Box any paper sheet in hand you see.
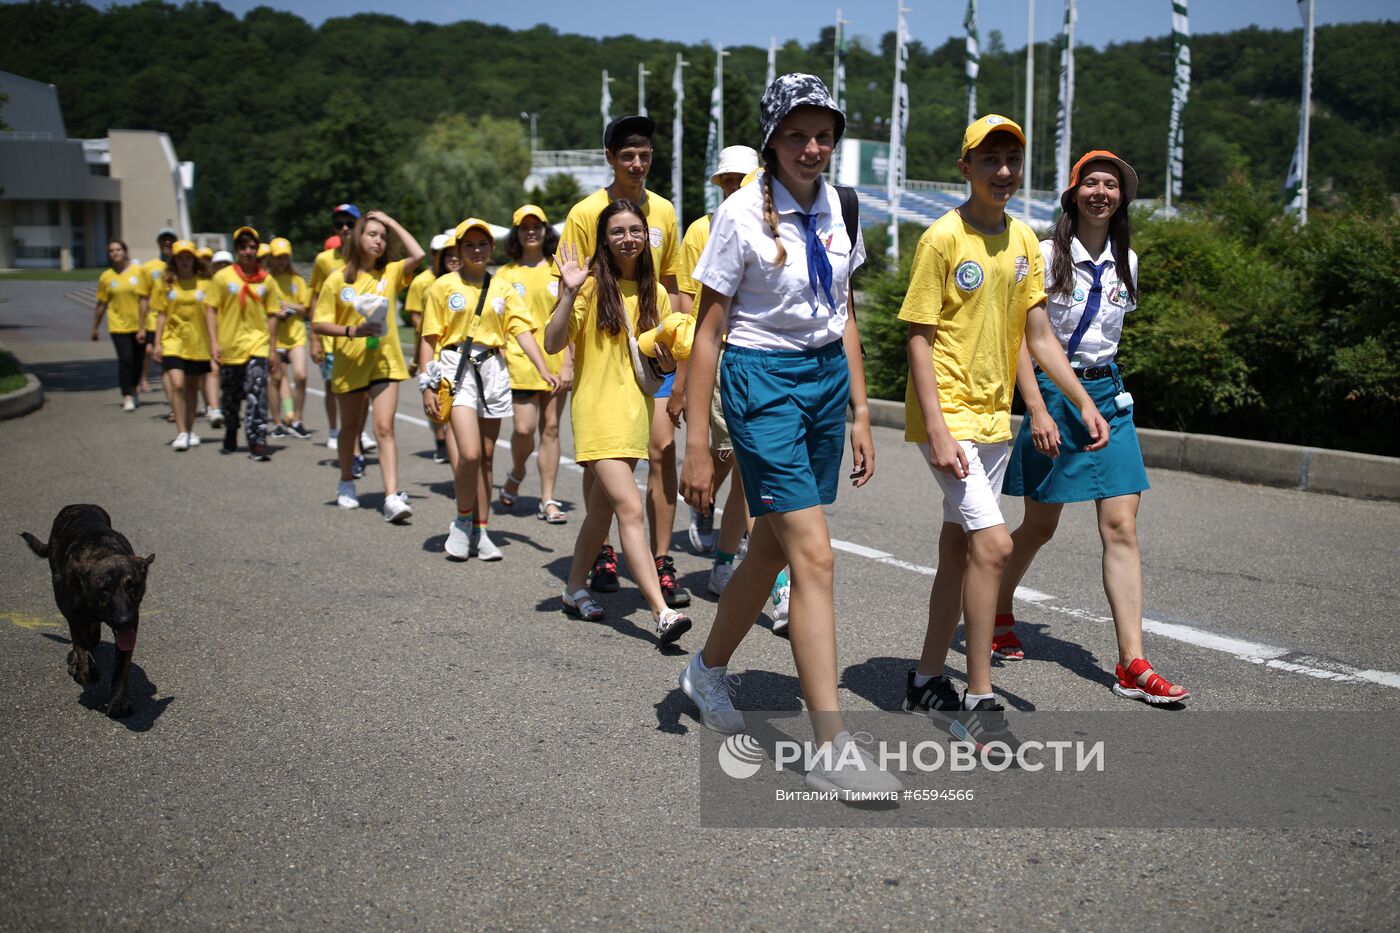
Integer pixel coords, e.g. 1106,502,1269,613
351,294,389,333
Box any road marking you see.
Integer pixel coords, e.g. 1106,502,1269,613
306,390,1400,693
1,611,60,631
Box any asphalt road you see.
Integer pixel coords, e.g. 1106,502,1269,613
3,279,1398,930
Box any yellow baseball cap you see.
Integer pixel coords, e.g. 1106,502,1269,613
171,239,196,256
256,242,270,258
232,225,260,244
512,204,548,226
960,114,1027,159
741,167,764,188
196,246,214,260
453,217,494,244
269,237,293,257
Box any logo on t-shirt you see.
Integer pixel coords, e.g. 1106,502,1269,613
512,282,527,298
167,289,177,301
548,281,559,298
227,282,239,294
1014,255,1030,283
447,292,467,312
255,285,266,297
649,226,663,249
1108,284,1129,307
338,285,355,303
128,276,140,286
195,289,205,301
491,296,506,315
1072,287,1087,304
954,260,984,292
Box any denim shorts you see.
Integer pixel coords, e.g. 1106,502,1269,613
721,340,849,516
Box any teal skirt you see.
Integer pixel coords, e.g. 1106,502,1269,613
1004,364,1149,503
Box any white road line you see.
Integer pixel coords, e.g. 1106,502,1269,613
307,389,1400,692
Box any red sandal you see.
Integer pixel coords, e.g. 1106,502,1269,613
992,615,1025,661
1112,658,1189,705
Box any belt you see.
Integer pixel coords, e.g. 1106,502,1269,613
1036,363,1114,381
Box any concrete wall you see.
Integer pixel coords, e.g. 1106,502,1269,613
106,129,186,259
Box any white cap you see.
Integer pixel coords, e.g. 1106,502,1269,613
211,250,233,264
712,145,760,185
430,233,449,252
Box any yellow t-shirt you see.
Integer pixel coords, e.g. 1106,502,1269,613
677,214,712,298
405,269,436,321
499,260,565,390
421,272,519,352
567,277,668,462
97,264,151,334
309,248,346,355
150,276,213,362
205,267,282,365
559,187,681,282
313,259,411,393
898,211,1047,444
271,272,311,349
141,258,167,329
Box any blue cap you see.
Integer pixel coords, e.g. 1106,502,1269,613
331,203,361,220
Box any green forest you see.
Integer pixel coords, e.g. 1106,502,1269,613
2,0,1396,243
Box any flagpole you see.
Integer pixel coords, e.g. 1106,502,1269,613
965,0,980,125
1023,0,1035,223
638,63,651,117
704,44,728,215
1054,0,1076,198
767,36,777,87
601,69,614,139
1165,1,1191,213
830,10,849,184
673,53,688,230
1299,0,1314,224
887,1,910,263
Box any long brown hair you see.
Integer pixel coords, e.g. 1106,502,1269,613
1046,164,1136,305
342,214,392,283
759,152,787,266
590,199,659,336
162,251,205,287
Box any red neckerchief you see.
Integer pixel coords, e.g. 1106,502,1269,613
232,263,269,308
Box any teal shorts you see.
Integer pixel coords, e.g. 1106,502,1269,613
721,340,849,517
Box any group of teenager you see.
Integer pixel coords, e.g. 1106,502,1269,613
90,72,1187,798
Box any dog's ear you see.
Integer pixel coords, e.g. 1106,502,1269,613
140,554,155,575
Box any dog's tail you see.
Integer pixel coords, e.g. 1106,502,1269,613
20,532,49,558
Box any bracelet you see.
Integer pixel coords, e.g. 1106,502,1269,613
344,325,351,338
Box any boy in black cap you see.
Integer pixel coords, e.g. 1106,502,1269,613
558,115,689,609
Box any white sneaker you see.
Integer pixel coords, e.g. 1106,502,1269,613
804,731,903,798
326,430,340,451
360,430,378,452
470,526,503,561
122,396,136,412
688,506,717,555
207,408,224,428
445,518,472,560
382,491,413,524
771,570,791,636
187,432,201,447
678,654,745,734
337,480,359,509
737,532,749,561
708,560,736,596
171,432,189,451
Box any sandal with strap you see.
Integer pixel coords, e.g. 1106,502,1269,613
499,470,525,510
654,608,692,645
562,588,604,622
1113,658,1190,705
537,499,568,524
992,619,1025,661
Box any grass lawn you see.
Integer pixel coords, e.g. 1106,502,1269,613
0,268,104,282
0,349,26,394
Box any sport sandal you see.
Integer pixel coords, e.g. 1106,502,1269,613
562,588,604,622
537,499,568,524
1112,658,1190,705
499,470,525,510
654,608,691,645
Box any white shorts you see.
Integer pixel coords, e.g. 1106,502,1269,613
440,347,512,419
919,440,1010,531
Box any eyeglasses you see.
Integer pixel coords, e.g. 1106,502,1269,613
334,218,355,229
606,226,647,241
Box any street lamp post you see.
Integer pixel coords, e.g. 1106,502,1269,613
520,111,538,167
638,63,651,117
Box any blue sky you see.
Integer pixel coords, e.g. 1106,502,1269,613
97,0,1395,50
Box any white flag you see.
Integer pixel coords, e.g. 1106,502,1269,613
830,12,848,183
704,45,725,215
1165,1,1190,207
601,69,612,139
1285,0,1313,219
1054,0,1077,197
887,3,909,262
964,0,980,124
673,54,686,231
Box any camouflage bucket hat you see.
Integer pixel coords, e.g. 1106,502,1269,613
759,72,846,152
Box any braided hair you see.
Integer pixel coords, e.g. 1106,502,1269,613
760,151,787,267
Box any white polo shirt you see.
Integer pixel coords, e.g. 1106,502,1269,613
693,177,865,352
1041,236,1138,369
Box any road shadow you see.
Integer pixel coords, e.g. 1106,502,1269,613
655,668,804,735
1011,617,1120,692
840,655,1038,712
26,357,114,393
539,554,684,653
40,632,173,732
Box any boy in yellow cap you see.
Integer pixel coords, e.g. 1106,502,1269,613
899,115,1108,752
203,225,283,461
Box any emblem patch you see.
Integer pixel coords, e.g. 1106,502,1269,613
447,293,467,312
1014,255,1030,283
512,282,527,298
954,260,984,292
649,226,663,249
548,281,559,298
339,285,355,303
491,297,506,315
1072,287,1087,304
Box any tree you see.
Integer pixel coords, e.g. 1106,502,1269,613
526,173,583,223
397,113,530,234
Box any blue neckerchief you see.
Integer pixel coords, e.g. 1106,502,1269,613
1065,260,1111,361
802,212,836,315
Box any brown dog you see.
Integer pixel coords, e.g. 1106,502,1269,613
21,505,154,718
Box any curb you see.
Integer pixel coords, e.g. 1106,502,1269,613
864,398,1400,502
0,373,44,421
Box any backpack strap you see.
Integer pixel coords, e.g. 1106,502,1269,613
836,185,860,249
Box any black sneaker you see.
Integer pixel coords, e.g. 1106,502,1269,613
248,444,271,462
589,545,620,593
950,696,1021,766
655,555,691,608
903,671,960,731
351,454,366,479
286,421,313,439
271,423,287,438
433,440,449,464
222,428,238,453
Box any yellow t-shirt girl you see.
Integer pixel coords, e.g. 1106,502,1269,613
313,259,411,393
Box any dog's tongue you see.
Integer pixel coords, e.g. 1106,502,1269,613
115,628,137,652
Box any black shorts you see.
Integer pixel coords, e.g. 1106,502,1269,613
341,377,397,395
162,357,212,376
512,388,544,401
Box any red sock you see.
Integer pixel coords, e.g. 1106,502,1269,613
994,613,1016,629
